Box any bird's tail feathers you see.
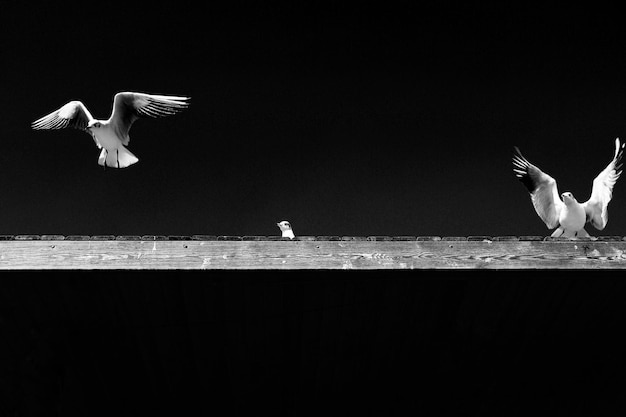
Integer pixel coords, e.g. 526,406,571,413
550,227,564,238
98,146,138,168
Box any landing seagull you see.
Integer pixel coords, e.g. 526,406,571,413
512,138,624,238
31,92,190,168
277,221,295,239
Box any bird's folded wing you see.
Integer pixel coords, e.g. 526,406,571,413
583,138,625,230
110,92,190,136
31,101,93,131
513,147,563,229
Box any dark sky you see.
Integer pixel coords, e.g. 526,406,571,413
2,3,626,237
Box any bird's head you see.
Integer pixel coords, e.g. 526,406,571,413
86,120,103,130
277,221,292,231
561,192,578,204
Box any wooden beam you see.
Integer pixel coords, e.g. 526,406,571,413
2,237,626,269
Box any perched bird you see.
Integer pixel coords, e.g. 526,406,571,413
31,92,190,168
512,138,624,238
277,221,295,239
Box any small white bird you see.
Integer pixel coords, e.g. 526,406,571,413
277,221,295,239
512,138,624,238
31,92,190,168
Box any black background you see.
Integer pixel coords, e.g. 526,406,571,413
3,3,626,416
3,3,626,237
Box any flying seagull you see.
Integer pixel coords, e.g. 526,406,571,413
277,221,295,239
31,92,190,168
512,138,624,238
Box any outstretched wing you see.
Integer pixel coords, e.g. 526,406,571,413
31,101,94,131
512,146,563,229
109,92,190,144
582,138,624,230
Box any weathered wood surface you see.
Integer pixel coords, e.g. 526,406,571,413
2,238,626,269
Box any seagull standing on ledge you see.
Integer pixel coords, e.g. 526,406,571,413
277,221,295,239
512,138,624,238
32,92,190,168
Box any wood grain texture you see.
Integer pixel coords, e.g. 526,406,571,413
2,239,626,269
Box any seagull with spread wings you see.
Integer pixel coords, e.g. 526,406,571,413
32,92,190,168
512,138,624,238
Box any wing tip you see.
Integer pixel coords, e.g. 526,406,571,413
512,146,529,162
